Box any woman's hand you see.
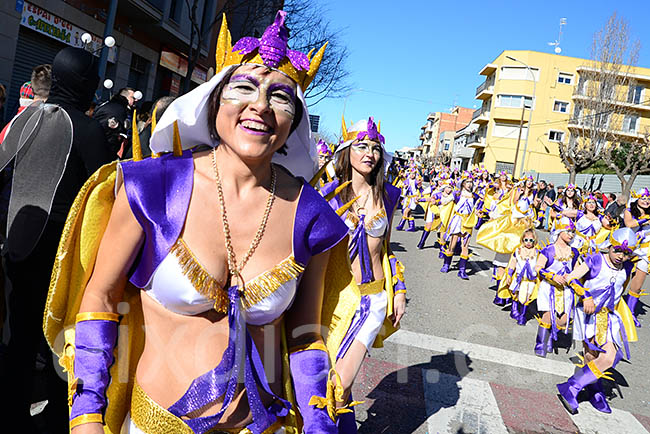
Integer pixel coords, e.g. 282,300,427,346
553,274,567,286
583,297,596,315
503,275,512,287
392,293,406,327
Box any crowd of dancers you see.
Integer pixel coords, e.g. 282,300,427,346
370,158,646,416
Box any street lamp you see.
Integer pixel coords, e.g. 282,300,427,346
506,55,537,177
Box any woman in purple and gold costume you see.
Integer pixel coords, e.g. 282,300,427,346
623,187,650,327
321,116,406,433
43,11,357,434
557,227,639,415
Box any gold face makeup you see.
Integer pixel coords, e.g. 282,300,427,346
221,73,296,119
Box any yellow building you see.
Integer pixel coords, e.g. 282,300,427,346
469,50,650,174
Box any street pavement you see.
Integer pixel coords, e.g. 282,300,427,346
351,208,650,434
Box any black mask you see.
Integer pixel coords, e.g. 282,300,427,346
47,47,99,112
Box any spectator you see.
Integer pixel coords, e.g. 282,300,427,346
604,194,626,226
0,64,52,143
543,182,557,230
123,95,175,159
0,47,113,432
93,87,136,156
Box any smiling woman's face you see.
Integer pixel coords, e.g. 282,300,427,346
215,64,297,161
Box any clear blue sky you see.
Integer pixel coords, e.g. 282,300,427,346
306,0,650,152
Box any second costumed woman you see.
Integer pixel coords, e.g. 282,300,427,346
321,116,407,433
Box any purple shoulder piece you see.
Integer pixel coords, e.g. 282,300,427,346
383,182,401,221
571,247,580,268
320,179,343,212
120,151,194,287
576,210,585,220
542,244,555,267
584,253,603,281
294,179,348,265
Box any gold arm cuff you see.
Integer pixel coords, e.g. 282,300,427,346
76,312,120,323
359,279,385,296
70,413,103,428
289,341,328,354
394,290,407,295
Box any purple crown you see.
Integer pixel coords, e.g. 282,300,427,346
356,117,385,144
316,139,332,156
232,11,310,71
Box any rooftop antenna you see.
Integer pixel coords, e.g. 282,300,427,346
548,18,567,54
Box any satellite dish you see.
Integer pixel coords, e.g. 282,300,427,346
555,46,562,54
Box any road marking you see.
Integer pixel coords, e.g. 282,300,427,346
386,329,575,377
423,373,508,434
571,406,650,434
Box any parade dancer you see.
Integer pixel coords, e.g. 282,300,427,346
416,180,436,249
501,228,540,325
557,228,639,414
478,175,536,306
396,169,421,231
534,217,580,357
43,11,353,433
473,168,491,229
624,187,650,327
549,183,581,228
560,194,613,255
324,116,406,433
440,174,478,280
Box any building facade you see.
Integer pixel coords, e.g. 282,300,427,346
451,123,478,171
469,50,650,175
0,0,278,123
419,106,474,156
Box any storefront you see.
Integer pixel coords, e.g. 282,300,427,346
6,1,117,119
156,48,208,97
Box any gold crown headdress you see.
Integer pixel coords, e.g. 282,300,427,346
341,115,383,143
215,11,327,91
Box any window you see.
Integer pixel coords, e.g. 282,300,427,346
548,130,565,142
553,101,569,113
492,123,528,139
623,115,639,133
628,85,644,104
169,0,182,22
444,140,450,151
558,72,573,84
500,66,540,81
497,94,533,109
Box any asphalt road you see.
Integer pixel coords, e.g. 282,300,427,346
351,207,650,434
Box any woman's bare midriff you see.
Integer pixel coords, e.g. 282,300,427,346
136,291,284,428
351,234,385,284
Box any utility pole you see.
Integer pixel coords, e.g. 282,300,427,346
512,103,526,176
506,55,537,177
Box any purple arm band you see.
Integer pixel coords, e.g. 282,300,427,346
70,316,119,426
507,268,515,277
637,217,649,226
389,256,406,293
289,349,337,433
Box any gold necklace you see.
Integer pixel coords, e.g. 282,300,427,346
212,148,277,293
354,188,372,216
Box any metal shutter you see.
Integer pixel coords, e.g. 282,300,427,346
6,27,65,122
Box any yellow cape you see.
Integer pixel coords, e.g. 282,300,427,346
43,162,360,434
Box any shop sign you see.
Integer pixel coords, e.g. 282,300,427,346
160,49,208,84
20,1,117,62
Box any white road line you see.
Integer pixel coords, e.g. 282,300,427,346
571,406,650,434
423,373,508,434
386,329,575,377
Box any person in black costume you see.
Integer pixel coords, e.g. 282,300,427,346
93,87,135,157
0,47,113,433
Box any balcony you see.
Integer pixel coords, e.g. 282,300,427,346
491,107,528,123
479,63,497,76
473,108,490,125
572,93,650,113
567,121,646,140
467,134,486,148
475,79,494,100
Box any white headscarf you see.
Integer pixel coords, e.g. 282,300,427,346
149,65,318,180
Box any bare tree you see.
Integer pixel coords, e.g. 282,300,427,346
181,0,350,102
434,151,452,166
601,129,650,196
564,13,639,185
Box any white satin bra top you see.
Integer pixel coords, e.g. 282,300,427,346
143,238,304,325
345,209,388,238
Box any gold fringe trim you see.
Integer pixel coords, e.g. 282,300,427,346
240,256,305,310
170,238,229,314
595,308,610,347
365,209,386,228
171,238,305,312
